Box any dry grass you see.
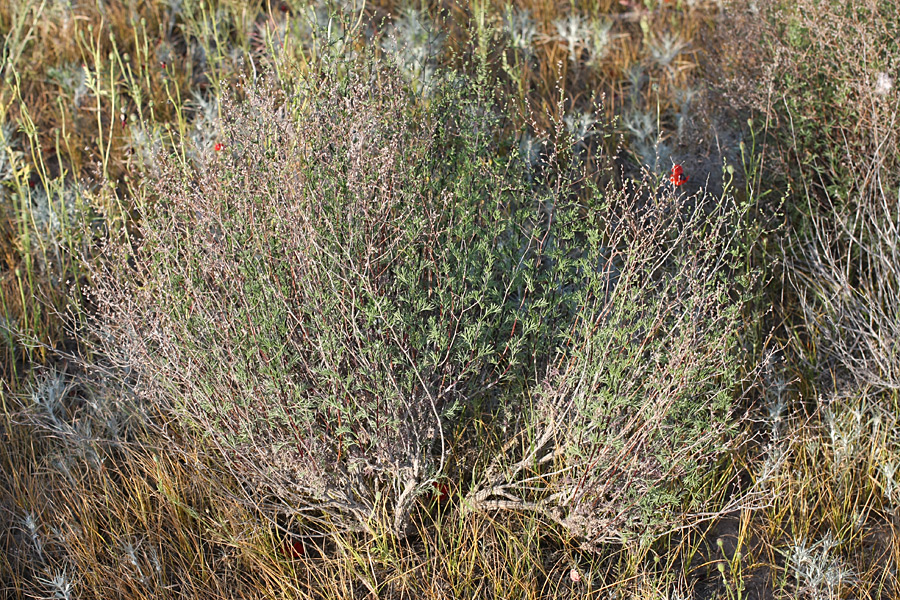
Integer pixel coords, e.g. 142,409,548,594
1,0,899,598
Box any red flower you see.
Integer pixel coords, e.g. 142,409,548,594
669,164,689,186
431,480,450,503
282,537,305,559
214,142,224,152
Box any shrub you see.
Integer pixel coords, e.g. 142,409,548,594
95,32,764,547
719,0,900,393
717,0,898,207
762,0,900,394
774,1,899,210
96,57,550,536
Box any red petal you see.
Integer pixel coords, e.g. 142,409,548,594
432,481,450,502
669,165,689,186
283,539,304,559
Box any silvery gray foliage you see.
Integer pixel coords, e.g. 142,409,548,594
22,365,150,474
0,123,24,189
503,5,537,57
786,533,856,599
36,569,76,600
554,13,612,66
554,14,591,65
380,7,444,96
647,32,689,70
